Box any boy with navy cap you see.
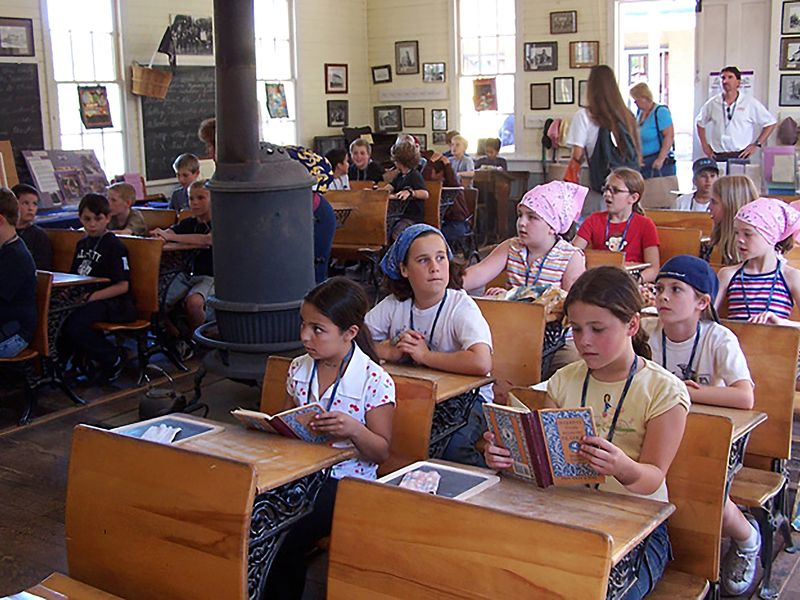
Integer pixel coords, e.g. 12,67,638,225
642,254,759,595
674,158,719,212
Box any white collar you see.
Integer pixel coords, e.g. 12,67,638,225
292,343,373,400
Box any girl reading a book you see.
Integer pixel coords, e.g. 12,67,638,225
267,276,395,600
644,256,757,596
366,223,493,467
485,266,689,599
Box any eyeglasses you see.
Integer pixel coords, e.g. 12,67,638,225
601,185,631,196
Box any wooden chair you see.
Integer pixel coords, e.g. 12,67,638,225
475,298,545,401
585,248,625,270
138,207,177,231
349,180,374,191
326,189,390,260
424,179,443,228
647,209,713,236
93,236,163,383
656,226,703,264
328,478,613,599
724,320,800,598
46,228,83,272
0,271,52,424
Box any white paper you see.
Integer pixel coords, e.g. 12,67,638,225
140,424,181,444
26,156,60,193
773,154,796,183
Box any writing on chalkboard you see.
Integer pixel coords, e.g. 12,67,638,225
0,63,44,184
141,66,215,181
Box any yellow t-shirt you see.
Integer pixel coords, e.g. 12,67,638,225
547,358,690,502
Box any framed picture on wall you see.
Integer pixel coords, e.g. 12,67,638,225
431,109,448,131
415,133,427,152
530,83,551,110
78,85,113,129
783,1,800,34
395,41,419,75
578,80,588,107
569,41,599,68
374,105,402,132
327,100,348,127
432,131,448,145
550,11,577,34
781,37,800,69
266,83,289,118
780,74,800,105
523,42,558,72
325,63,348,94
423,62,446,82
372,64,392,84
0,17,34,57
403,107,425,128
553,77,574,105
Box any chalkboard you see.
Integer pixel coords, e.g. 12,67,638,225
0,63,44,184
141,66,215,181
379,460,499,499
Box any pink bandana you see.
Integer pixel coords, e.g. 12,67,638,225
518,180,588,234
736,197,800,245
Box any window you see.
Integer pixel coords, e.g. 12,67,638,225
255,0,297,145
457,0,516,152
46,0,125,177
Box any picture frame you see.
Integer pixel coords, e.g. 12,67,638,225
570,41,599,68
783,1,800,35
395,40,419,75
524,42,558,72
78,85,113,129
170,14,213,56
431,109,448,131
578,80,588,108
530,83,551,110
553,77,574,105
781,37,800,70
403,108,425,128
325,63,348,94
432,131,448,145
550,11,577,35
372,64,392,84
422,62,446,82
374,105,402,132
473,78,498,111
327,100,348,128
0,17,34,57
780,74,800,106
265,83,289,118
415,133,427,152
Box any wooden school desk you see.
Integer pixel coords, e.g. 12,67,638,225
174,416,354,599
383,363,494,457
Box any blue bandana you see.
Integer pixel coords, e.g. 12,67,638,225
380,224,453,281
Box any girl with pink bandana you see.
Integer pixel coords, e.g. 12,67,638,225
715,197,800,326
463,180,587,294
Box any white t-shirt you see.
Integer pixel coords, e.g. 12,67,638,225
566,108,600,159
366,289,494,400
643,318,753,388
695,93,776,153
329,174,350,191
286,344,395,480
674,193,712,212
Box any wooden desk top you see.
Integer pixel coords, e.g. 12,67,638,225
51,272,110,288
179,417,355,493
162,242,208,252
383,363,494,403
690,404,767,442
624,262,651,273
461,465,674,565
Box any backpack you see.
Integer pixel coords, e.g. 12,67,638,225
588,121,640,192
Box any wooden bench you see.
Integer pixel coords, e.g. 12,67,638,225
46,228,83,272
424,179,443,228
328,477,613,599
138,207,177,231
349,180,374,191
647,209,713,236
585,248,625,270
326,189,390,261
656,226,703,264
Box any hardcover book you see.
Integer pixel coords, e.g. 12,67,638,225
482,400,604,488
230,403,331,444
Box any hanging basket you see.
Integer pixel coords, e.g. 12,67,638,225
131,63,173,99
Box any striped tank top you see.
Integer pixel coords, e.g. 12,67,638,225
506,238,579,289
726,263,794,320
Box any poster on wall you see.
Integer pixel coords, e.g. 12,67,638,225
708,70,754,97
78,85,113,129
473,78,498,111
23,149,108,208
265,83,289,118
170,14,213,56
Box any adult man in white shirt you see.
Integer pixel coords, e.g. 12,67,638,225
695,66,776,161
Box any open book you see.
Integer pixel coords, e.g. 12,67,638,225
482,398,604,488
231,403,331,444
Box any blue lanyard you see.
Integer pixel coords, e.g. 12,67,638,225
661,322,701,381
409,289,448,350
580,355,638,445
308,343,355,411
604,213,633,251
737,261,780,319
524,240,557,287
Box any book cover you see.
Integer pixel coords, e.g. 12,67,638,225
482,403,539,483
537,408,604,486
230,403,331,444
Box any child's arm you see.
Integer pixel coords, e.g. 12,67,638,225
153,228,212,246
714,265,737,310
640,245,660,283
561,250,586,291
757,266,800,327
396,334,492,376
374,340,406,363
88,280,129,302
312,403,394,464
462,239,511,294
684,379,754,409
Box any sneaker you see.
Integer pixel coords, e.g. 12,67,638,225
100,353,125,384
175,340,194,362
722,520,761,596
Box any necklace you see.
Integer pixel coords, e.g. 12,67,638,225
580,355,638,445
409,289,448,350
523,239,558,286
307,343,355,411
604,212,633,252
661,322,701,381
737,260,780,319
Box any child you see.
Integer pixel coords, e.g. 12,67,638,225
152,180,213,350
267,276,395,599
324,148,350,190
574,167,661,282
448,134,474,183
12,183,52,270
0,188,36,358
645,255,758,596
474,137,507,170
442,130,461,158
421,151,470,247
485,266,690,598
366,224,493,466
347,138,384,183
107,182,147,236
674,158,718,212
62,194,136,381
169,153,200,211
716,197,800,326
707,175,759,265
384,141,429,240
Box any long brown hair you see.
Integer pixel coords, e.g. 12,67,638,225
564,266,651,359
587,65,642,160
710,175,758,265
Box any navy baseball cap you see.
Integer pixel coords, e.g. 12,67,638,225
692,157,719,177
656,256,720,321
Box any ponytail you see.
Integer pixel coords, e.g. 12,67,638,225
355,323,380,364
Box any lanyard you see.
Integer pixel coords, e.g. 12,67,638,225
737,261,780,319
722,93,739,130
661,322,701,381
307,343,355,411
604,213,633,251
580,355,639,445
409,289,448,349
523,240,557,287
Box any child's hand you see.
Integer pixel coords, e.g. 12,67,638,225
483,431,514,470
394,189,412,201
684,380,700,389
485,287,507,297
395,331,430,365
750,311,785,325
310,410,360,439
579,435,634,478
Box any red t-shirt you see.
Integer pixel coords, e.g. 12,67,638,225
577,212,659,263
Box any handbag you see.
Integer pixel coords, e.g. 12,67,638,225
642,170,679,209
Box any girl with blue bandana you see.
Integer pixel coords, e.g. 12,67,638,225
365,224,493,466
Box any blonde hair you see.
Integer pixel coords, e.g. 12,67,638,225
349,138,372,155
108,182,136,205
189,179,209,194
451,134,468,149
710,175,759,265
629,82,653,102
608,167,645,215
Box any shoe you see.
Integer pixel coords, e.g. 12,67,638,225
175,340,194,362
100,353,125,384
722,518,761,596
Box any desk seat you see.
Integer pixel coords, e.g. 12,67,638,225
647,569,709,599
94,318,150,333
731,467,786,506
0,347,37,363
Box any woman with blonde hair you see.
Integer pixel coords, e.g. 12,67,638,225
630,82,675,179
707,175,759,265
